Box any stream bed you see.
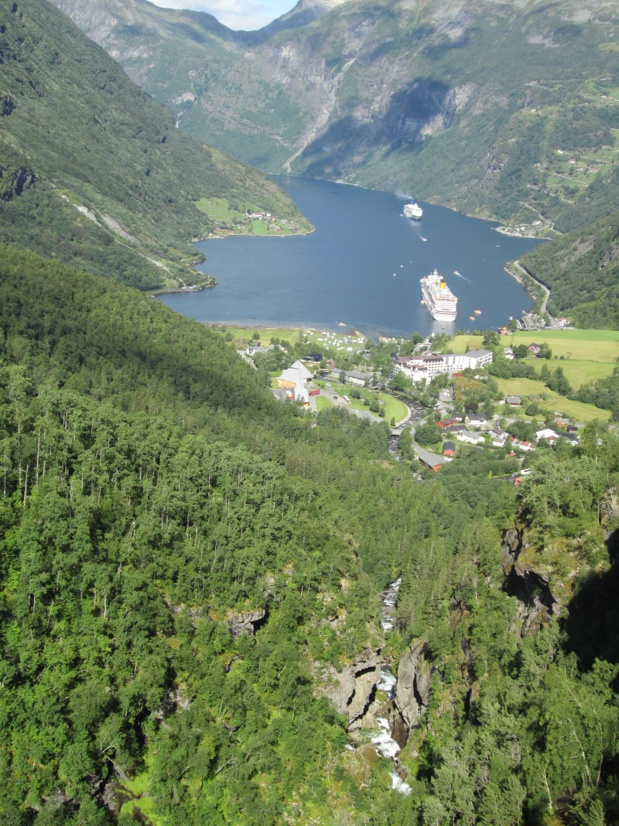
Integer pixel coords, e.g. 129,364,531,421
372,577,412,795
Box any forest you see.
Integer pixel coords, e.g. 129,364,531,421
0,245,618,824
521,211,619,330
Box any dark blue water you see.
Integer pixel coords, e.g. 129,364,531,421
158,177,540,338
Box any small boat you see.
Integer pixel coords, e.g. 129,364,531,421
470,316,475,321
475,309,481,315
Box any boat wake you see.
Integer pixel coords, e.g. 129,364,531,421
453,270,471,282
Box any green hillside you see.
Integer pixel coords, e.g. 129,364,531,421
520,210,619,328
0,0,310,291
1,245,618,823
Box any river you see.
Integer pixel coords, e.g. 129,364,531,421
158,177,541,339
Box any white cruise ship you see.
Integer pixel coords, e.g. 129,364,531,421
420,270,457,322
403,200,423,220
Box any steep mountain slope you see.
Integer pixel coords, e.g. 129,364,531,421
51,0,619,236
0,0,309,291
521,209,619,327
1,245,619,824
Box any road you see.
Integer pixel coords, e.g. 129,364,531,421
512,260,551,315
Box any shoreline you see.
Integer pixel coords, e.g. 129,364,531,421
149,282,215,297
495,226,541,240
202,321,367,336
504,259,551,316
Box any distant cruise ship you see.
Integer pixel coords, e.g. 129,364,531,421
420,270,458,322
403,200,423,220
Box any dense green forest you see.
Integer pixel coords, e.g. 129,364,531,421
0,0,310,292
521,211,619,329
0,245,618,824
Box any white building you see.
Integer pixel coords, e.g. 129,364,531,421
394,358,429,385
535,428,560,444
455,430,485,445
444,349,494,371
277,360,313,403
395,349,493,383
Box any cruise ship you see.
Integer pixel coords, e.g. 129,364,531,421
420,270,458,322
403,200,423,220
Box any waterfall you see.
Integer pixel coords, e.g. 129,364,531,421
371,577,412,795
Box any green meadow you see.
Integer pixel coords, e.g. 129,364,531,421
450,329,619,390
495,378,611,422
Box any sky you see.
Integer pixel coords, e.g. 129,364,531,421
148,0,295,30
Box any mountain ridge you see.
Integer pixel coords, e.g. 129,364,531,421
0,0,310,291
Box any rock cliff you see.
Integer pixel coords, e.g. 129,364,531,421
394,639,432,736
501,525,558,634
312,648,382,725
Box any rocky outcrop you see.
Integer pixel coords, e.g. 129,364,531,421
1,95,14,117
0,166,35,201
600,487,619,532
226,608,266,639
501,525,557,633
313,648,382,725
394,639,432,733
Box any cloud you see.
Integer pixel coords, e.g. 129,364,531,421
147,0,294,30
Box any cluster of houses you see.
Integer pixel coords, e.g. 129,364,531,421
433,411,580,462
274,358,376,405
501,313,570,333
395,349,493,384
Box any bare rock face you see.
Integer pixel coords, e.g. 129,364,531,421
313,649,382,725
600,488,619,535
395,639,432,732
501,525,557,633
226,609,266,639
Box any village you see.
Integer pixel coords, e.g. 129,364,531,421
224,324,610,481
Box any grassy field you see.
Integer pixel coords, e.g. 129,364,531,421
380,394,410,424
506,329,619,361
326,382,408,423
451,329,619,358
195,198,299,236
528,359,616,388
209,325,306,346
315,395,332,411
449,330,619,390
496,378,611,422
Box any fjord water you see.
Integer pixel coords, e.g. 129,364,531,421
158,177,540,338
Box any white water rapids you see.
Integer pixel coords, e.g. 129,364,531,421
370,577,412,795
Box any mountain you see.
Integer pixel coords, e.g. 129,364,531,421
0,0,310,291
50,0,619,237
